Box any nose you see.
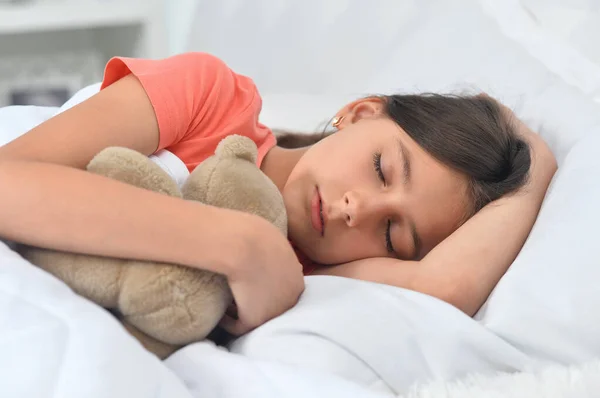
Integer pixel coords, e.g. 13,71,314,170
335,190,392,228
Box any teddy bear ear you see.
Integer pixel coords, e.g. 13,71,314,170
215,135,258,163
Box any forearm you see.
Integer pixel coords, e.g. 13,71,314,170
0,160,240,277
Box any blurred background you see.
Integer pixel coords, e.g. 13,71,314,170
1,0,599,107
0,0,170,107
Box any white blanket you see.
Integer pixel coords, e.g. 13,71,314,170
0,241,392,398
0,242,191,398
0,239,545,398
4,239,499,398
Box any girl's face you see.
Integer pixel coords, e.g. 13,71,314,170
283,99,470,265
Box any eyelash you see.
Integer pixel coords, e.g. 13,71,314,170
372,152,386,184
373,152,394,253
385,220,394,253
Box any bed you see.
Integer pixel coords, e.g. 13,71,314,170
2,0,600,397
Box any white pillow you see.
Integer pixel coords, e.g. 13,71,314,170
476,128,600,364
517,0,600,103
0,105,58,147
0,83,101,147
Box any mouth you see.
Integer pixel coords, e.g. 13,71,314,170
310,186,325,236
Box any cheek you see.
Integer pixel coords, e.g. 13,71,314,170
418,192,468,252
410,166,470,252
292,143,353,185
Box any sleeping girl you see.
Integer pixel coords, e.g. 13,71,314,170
0,52,557,335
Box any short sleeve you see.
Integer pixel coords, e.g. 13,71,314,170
101,52,276,170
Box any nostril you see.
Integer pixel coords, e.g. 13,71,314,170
345,196,349,205
345,214,351,223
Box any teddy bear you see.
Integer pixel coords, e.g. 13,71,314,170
17,135,287,359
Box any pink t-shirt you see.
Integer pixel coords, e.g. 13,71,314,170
100,52,277,171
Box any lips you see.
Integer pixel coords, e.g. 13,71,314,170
311,186,325,236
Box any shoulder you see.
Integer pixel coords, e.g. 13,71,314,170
100,52,273,161
101,52,237,90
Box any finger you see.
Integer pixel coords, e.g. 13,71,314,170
219,315,252,336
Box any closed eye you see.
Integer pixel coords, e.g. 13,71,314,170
373,152,386,184
385,220,394,253
374,152,395,254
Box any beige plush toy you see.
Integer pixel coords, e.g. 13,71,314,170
17,135,287,359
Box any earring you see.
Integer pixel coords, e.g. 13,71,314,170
332,116,344,128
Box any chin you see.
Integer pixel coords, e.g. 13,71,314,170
288,230,320,262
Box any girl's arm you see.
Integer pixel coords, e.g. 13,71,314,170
0,75,213,266
315,113,557,317
0,75,304,334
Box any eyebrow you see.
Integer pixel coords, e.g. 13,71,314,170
396,139,421,260
397,138,412,185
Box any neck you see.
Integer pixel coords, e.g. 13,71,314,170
260,145,308,192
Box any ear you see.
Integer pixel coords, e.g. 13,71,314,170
334,97,386,129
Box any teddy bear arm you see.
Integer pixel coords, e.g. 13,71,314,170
121,320,180,359
119,263,233,346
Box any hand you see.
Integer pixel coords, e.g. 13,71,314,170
507,109,557,188
487,95,558,186
219,212,305,336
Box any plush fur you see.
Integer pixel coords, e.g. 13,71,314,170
17,135,287,358
401,359,600,398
